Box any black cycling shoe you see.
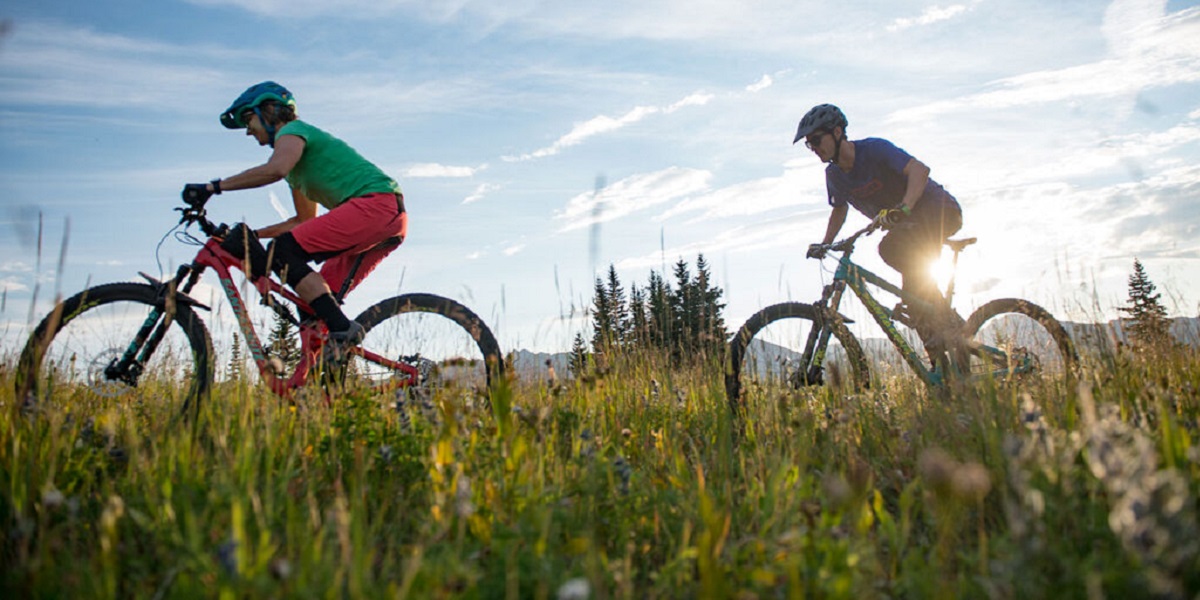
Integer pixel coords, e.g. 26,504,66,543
321,321,365,367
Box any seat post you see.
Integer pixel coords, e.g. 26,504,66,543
941,237,977,306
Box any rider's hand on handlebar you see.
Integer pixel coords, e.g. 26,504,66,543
872,206,909,229
806,243,827,259
182,183,215,207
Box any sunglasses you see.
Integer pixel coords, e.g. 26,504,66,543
804,131,830,150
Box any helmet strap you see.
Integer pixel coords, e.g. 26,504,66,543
254,106,278,147
830,129,845,166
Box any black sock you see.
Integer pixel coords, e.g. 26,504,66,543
309,294,351,332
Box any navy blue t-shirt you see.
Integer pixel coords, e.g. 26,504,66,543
825,138,957,218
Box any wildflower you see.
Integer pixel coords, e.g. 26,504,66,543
951,462,992,502
41,487,66,509
612,457,632,495
456,476,475,518
917,448,956,497
557,577,591,600
269,556,292,581
215,539,238,577
821,473,853,509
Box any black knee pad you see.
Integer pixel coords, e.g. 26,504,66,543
269,232,315,288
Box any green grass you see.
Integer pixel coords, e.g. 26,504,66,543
2,348,1199,599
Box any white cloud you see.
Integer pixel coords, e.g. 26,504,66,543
887,4,970,32
555,167,711,232
0,276,29,293
502,243,526,256
0,21,267,109
504,91,712,162
889,4,1200,122
403,163,480,178
745,75,772,93
463,182,502,204
656,158,825,222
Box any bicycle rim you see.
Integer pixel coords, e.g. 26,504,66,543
350,293,504,403
726,302,868,414
963,298,1076,383
15,282,213,419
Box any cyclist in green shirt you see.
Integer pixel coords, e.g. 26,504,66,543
182,82,408,361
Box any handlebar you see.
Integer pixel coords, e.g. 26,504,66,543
810,222,881,259
175,200,228,239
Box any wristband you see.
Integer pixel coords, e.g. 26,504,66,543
210,179,223,195
899,204,911,215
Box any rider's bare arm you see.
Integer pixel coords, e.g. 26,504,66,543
899,157,931,212
256,187,318,239
211,134,306,194
821,204,849,245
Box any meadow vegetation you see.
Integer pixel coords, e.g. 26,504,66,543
2,343,1199,598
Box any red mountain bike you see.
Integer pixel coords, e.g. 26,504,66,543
15,199,504,418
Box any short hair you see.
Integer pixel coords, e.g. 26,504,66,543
256,100,297,127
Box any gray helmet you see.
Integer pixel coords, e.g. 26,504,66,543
793,104,848,144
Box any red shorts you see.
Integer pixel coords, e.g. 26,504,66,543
291,192,408,297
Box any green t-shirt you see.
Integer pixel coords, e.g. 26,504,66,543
278,120,401,210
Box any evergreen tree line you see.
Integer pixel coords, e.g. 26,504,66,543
573,255,727,372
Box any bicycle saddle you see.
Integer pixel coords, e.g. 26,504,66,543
944,237,977,252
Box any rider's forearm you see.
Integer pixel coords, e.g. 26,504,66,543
214,163,288,193
899,159,931,211
822,206,848,244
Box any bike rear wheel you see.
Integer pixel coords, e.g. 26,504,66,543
726,302,869,416
350,293,504,402
962,298,1076,382
15,282,214,419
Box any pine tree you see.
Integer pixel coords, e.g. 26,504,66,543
591,275,617,350
627,283,649,348
605,265,629,344
694,254,727,357
646,270,673,351
1119,258,1172,350
671,259,698,355
268,311,301,370
568,332,590,377
227,334,245,381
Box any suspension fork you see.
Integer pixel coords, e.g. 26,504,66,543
797,281,847,384
108,264,204,384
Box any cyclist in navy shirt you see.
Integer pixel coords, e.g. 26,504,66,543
796,104,963,349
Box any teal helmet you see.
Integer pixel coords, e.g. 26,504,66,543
220,81,296,129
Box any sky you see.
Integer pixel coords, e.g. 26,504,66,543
2,0,1199,358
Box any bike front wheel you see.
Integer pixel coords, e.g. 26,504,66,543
726,302,869,416
350,293,505,400
963,298,1077,382
15,282,214,418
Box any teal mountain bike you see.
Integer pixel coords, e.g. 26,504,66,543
725,222,1076,414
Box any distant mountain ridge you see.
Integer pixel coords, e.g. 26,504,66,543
506,317,1200,379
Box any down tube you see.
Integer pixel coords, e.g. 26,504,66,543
840,263,940,385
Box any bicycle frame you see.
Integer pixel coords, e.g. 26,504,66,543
126,217,420,400
797,226,1013,387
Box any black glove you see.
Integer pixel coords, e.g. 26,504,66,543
182,183,214,207
806,243,827,259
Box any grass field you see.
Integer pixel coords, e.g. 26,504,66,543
2,346,1199,599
